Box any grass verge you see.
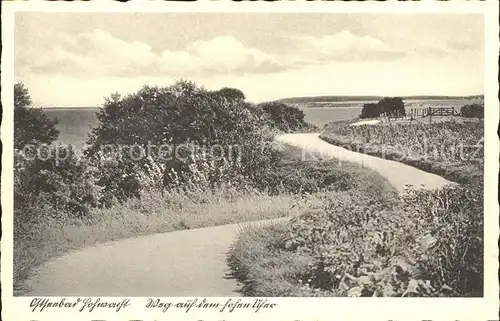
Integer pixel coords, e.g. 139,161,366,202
13,187,298,295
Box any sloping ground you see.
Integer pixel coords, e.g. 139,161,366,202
276,133,452,192
21,133,451,296
22,218,286,296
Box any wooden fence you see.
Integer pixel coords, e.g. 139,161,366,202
379,106,456,123
428,107,455,116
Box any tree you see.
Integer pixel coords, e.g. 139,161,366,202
378,97,405,118
15,146,102,220
359,97,405,119
14,83,59,149
360,103,382,119
213,87,246,101
14,82,32,109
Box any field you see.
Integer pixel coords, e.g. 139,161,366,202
319,119,483,184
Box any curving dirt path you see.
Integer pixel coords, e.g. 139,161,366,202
276,133,452,192
22,218,286,296
21,133,451,296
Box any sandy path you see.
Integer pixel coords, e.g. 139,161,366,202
21,133,451,296
22,219,286,296
276,133,452,192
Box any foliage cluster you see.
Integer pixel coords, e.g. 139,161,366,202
14,83,102,223
84,81,280,203
229,180,483,297
258,101,318,132
360,97,405,119
14,83,59,149
254,159,398,206
460,102,484,118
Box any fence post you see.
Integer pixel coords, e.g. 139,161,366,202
429,107,432,124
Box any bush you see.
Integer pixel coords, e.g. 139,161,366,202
212,87,245,101
14,83,101,220
401,180,483,296
460,102,484,118
359,103,382,119
359,97,405,119
85,80,279,200
254,159,398,206
259,101,313,132
14,145,102,221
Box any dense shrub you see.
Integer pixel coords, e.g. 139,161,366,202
460,102,484,118
85,80,280,200
213,87,246,101
287,181,482,296
14,145,102,221
14,84,100,221
359,103,382,119
359,97,406,119
258,101,312,132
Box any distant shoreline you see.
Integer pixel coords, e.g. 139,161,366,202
39,95,483,110
280,95,484,104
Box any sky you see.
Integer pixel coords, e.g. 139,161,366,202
15,13,484,107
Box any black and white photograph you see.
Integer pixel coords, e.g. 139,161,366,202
1,1,499,321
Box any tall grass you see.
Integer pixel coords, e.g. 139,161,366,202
14,186,299,295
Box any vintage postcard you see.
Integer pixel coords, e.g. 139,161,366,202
1,1,499,321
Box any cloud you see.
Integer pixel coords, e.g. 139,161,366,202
24,30,283,78
283,30,406,65
446,39,480,51
20,29,420,79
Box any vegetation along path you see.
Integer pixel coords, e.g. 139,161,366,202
22,133,451,296
23,218,286,296
276,133,452,192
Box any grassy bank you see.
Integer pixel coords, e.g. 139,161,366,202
228,119,484,297
228,182,483,297
319,119,483,184
14,186,299,295
14,142,399,295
